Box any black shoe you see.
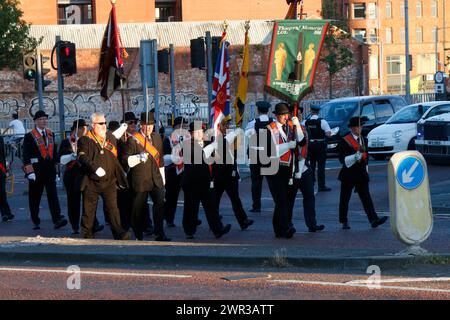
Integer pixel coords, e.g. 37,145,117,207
284,227,296,239
249,208,261,213
186,234,194,240
308,225,325,232
318,187,332,192
93,224,104,234
2,216,8,223
155,235,171,242
33,224,40,230
2,214,14,222
54,218,68,229
71,229,80,235
120,231,132,240
240,219,254,230
144,226,154,236
196,219,202,226
215,224,231,239
371,216,388,228
342,222,350,230
166,222,176,228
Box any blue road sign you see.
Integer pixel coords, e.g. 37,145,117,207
396,156,425,190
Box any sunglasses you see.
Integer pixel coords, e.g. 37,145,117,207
94,122,107,126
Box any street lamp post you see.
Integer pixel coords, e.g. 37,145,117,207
404,0,411,104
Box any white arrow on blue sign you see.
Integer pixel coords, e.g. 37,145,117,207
396,156,425,190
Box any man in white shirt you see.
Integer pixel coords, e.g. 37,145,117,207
7,114,26,139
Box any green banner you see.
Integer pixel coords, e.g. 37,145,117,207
265,20,329,102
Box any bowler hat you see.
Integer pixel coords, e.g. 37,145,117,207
348,116,367,128
173,116,188,127
33,110,49,120
70,119,87,131
273,102,291,115
189,121,206,132
140,112,155,124
123,111,138,123
256,101,271,112
108,121,120,131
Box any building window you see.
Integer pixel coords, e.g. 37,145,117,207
387,56,402,74
386,1,392,19
432,27,439,43
400,1,405,18
400,28,405,44
386,27,393,44
369,29,377,43
353,3,366,19
431,0,438,18
354,29,367,42
416,27,423,43
155,0,181,22
57,0,93,24
416,1,422,18
368,3,377,19
387,55,406,92
343,3,350,19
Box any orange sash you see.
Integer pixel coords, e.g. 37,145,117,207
131,132,161,167
31,128,54,160
86,131,118,158
269,121,294,164
296,125,308,159
344,134,368,163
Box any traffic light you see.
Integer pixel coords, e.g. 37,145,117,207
23,52,36,81
190,38,205,69
59,41,77,75
35,54,52,91
211,36,222,71
157,49,169,73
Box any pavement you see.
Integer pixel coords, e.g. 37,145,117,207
0,159,449,270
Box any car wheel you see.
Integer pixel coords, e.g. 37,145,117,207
407,138,416,150
372,154,386,161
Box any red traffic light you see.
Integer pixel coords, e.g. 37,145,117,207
65,47,70,57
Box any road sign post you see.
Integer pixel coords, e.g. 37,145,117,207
388,151,433,255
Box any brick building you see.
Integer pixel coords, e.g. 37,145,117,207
19,0,323,25
339,0,450,94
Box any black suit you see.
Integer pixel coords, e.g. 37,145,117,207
22,129,62,226
123,131,166,240
0,136,12,218
181,139,224,236
213,134,248,227
337,134,378,224
77,131,128,239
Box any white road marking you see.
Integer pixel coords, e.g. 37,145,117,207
0,267,192,279
269,279,450,294
347,277,450,284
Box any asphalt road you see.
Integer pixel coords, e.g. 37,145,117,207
0,261,449,300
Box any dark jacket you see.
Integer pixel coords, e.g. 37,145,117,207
58,136,83,190
77,131,128,191
213,133,239,181
182,139,214,190
22,128,58,180
0,136,7,179
123,131,164,192
337,133,369,183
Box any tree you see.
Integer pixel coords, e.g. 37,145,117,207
321,0,354,98
0,0,41,70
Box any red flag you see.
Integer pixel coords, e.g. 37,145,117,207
98,3,128,100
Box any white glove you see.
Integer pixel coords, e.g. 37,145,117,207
291,117,300,127
60,153,77,165
163,154,173,166
27,173,36,181
127,155,141,168
95,167,106,177
159,167,166,185
112,123,128,139
276,141,296,157
288,141,297,149
139,152,148,163
344,154,357,168
355,151,362,162
203,141,218,159
225,128,244,144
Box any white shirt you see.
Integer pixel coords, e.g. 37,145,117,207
8,119,25,136
302,115,331,133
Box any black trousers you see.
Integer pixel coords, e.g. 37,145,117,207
308,141,327,188
339,180,378,224
131,188,165,239
29,178,61,225
215,175,248,226
182,184,223,236
164,167,183,224
118,189,132,230
250,164,266,210
287,168,318,229
0,175,12,217
81,184,125,239
266,166,291,236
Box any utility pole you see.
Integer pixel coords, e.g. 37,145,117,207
404,0,411,103
56,36,66,140
36,50,44,111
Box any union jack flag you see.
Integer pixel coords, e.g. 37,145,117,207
210,33,231,135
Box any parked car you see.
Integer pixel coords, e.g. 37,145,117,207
416,107,450,164
318,95,407,153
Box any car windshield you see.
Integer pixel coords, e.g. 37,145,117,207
386,105,429,124
319,101,357,121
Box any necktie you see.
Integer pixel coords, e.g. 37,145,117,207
42,130,48,147
282,124,288,136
